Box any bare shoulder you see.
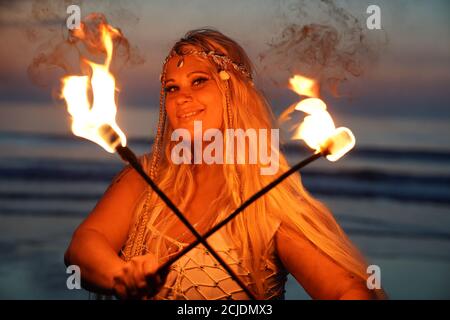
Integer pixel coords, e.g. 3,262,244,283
75,165,148,251
98,164,147,207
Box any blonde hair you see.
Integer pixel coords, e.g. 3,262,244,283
122,28,383,299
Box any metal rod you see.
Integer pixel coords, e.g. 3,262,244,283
157,151,325,276
115,145,256,300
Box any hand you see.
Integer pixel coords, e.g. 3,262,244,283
112,253,166,300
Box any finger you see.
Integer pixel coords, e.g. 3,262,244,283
145,271,165,295
134,260,151,296
112,275,128,300
126,260,143,299
142,255,158,276
144,277,162,298
136,257,160,297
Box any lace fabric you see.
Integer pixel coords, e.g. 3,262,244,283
144,223,288,300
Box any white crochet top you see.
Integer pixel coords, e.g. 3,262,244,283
144,223,288,300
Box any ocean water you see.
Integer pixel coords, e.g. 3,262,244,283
0,105,449,299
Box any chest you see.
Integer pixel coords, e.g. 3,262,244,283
163,193,220,243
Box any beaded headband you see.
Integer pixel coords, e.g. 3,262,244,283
160,49,253,83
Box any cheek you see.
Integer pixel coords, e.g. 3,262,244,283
165,99,178,128
206,106,223,129
200,88,224,129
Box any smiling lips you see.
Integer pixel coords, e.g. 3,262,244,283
177,108,205,119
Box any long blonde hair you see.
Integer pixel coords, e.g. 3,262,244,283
123,28,381,299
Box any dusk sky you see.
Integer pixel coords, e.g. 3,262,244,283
0,0,449,134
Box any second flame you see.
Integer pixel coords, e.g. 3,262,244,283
289,75,355,161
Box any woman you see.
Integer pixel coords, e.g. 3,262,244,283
65,28,386,300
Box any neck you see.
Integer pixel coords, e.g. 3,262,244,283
193,163,224,190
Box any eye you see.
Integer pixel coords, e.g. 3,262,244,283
164,85,178,93
192,77,209,86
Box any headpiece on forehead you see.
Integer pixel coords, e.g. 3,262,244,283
160,49,253,83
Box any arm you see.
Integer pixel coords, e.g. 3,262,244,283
64,165,147,295
275,224,379,300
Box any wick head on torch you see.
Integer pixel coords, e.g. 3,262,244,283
98,124,122,151
320,127,356,162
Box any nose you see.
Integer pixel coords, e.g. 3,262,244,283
176,89,193,105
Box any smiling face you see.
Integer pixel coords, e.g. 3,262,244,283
164,55,224,138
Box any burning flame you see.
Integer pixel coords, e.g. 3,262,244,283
60,23,126,153
289,75,319,98
289,75,355,161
